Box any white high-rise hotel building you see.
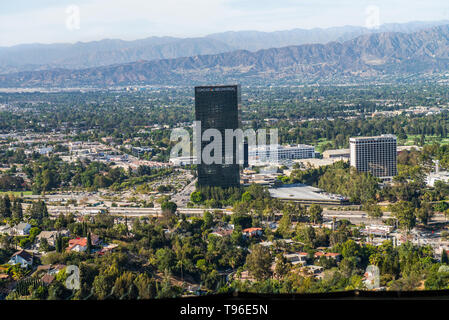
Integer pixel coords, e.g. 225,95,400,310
349,134,397,179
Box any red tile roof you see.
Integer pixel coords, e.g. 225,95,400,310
314,251,341,258
66,237,88,251
325,252,341,257
69,237,88,246
41,274,55,284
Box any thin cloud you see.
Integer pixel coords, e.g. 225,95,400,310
0,0,448,46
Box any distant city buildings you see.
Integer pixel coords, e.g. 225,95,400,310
322,148,350,159
294,157,349,169
170,156,197,166
248,144,315,165
194,85,241,188
426,160,449,187
350,134,398,179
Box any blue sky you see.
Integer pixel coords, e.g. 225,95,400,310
1,0,449,46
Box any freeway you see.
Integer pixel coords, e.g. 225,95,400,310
47,205,215,217
323,210,448,224
45,206,449,224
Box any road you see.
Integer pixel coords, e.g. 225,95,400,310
45,205,449,225
47,205,212,217
171,177,197,207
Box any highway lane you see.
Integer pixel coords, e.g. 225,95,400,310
45,205,449,224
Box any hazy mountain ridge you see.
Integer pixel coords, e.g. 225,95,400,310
2,25,449,87
207,20,449,51
1,20,448,74
0,37,235,74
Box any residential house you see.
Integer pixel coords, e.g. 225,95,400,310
41,274,55,285
284,253,308,266
98,243,119,255
66,237,88,252
0,224,11,235
8,250,33,268
49,264,66,275
303,265,324,278
314,252,342,262
34,264,51,274
0,223,31,236
0,274,9,280
261,221,278,230
36,230,70,247
242,227,263,238
259,241,274,247
66,234,101,252
34,264,66,277
13,223,31,236
210,227,234,237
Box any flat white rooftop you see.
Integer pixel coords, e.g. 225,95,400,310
349,134,397,142
268,183,347,204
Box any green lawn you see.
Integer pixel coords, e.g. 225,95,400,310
316,138,334,153
402,134,449,146
0,191,33,196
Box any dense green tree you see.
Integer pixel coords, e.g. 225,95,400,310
231,213,252,229
134,273,156,299
442,250,449,265
364,201,383,219
274,253,291,279
190,191,203,204
0,195,11,218
246,245,272,281
308,204,323,224
87,232,92,254
29,200,48,223
389,201,416,232
155,248,176,273
12,199,23,221
277,211,292,238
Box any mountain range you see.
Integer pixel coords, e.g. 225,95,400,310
0,20,448,74
2,23,449,87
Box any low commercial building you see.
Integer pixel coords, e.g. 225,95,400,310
427,171,449,187
240,173,279,186
322,149,350,159
249,144,315,165
269,183,348,205
293,157,348,169
426,161,449,187
397,145,421,153
170,156,197,166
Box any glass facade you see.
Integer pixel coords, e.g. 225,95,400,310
195,85,241,188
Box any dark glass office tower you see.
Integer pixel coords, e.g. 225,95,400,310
195,85,241,188
243,141,249,168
